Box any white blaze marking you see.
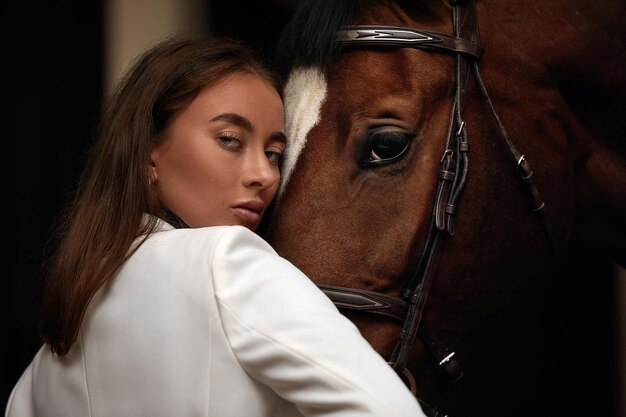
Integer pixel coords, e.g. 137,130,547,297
278,67,327,198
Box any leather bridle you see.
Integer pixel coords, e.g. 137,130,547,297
314,1,556,415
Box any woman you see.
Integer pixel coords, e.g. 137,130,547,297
5,35,424,417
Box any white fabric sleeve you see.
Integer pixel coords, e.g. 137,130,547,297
212,226,425,417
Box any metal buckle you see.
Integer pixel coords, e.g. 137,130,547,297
439,351,456,366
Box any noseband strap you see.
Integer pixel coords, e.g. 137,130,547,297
317,283,463,383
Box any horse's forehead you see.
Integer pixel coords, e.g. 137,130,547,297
279,67,328,197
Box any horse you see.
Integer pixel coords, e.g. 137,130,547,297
260,0,626,416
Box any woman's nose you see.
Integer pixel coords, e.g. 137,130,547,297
242,151,278,189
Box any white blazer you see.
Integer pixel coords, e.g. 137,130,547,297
6,219,424,417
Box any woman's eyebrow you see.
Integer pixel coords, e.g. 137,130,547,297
210,113,253,131
272,132,288,145
212,112,287,145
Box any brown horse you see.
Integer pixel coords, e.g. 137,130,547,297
261,0,626,416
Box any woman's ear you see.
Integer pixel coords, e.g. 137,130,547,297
148,159,158,185
149,144,161,184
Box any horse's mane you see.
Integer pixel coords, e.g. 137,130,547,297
276,0,370,76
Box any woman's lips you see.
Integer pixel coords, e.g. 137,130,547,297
232,200,264,225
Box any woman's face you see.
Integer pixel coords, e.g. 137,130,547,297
150,72,286,230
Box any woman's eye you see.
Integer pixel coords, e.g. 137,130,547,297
218,134,242,150
368,131,411,164
265,149,283,165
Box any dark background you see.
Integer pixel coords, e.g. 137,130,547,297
6,0,623,415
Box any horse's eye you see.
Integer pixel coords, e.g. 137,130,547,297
368,132,411,165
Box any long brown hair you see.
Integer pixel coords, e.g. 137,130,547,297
39,34,282,355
